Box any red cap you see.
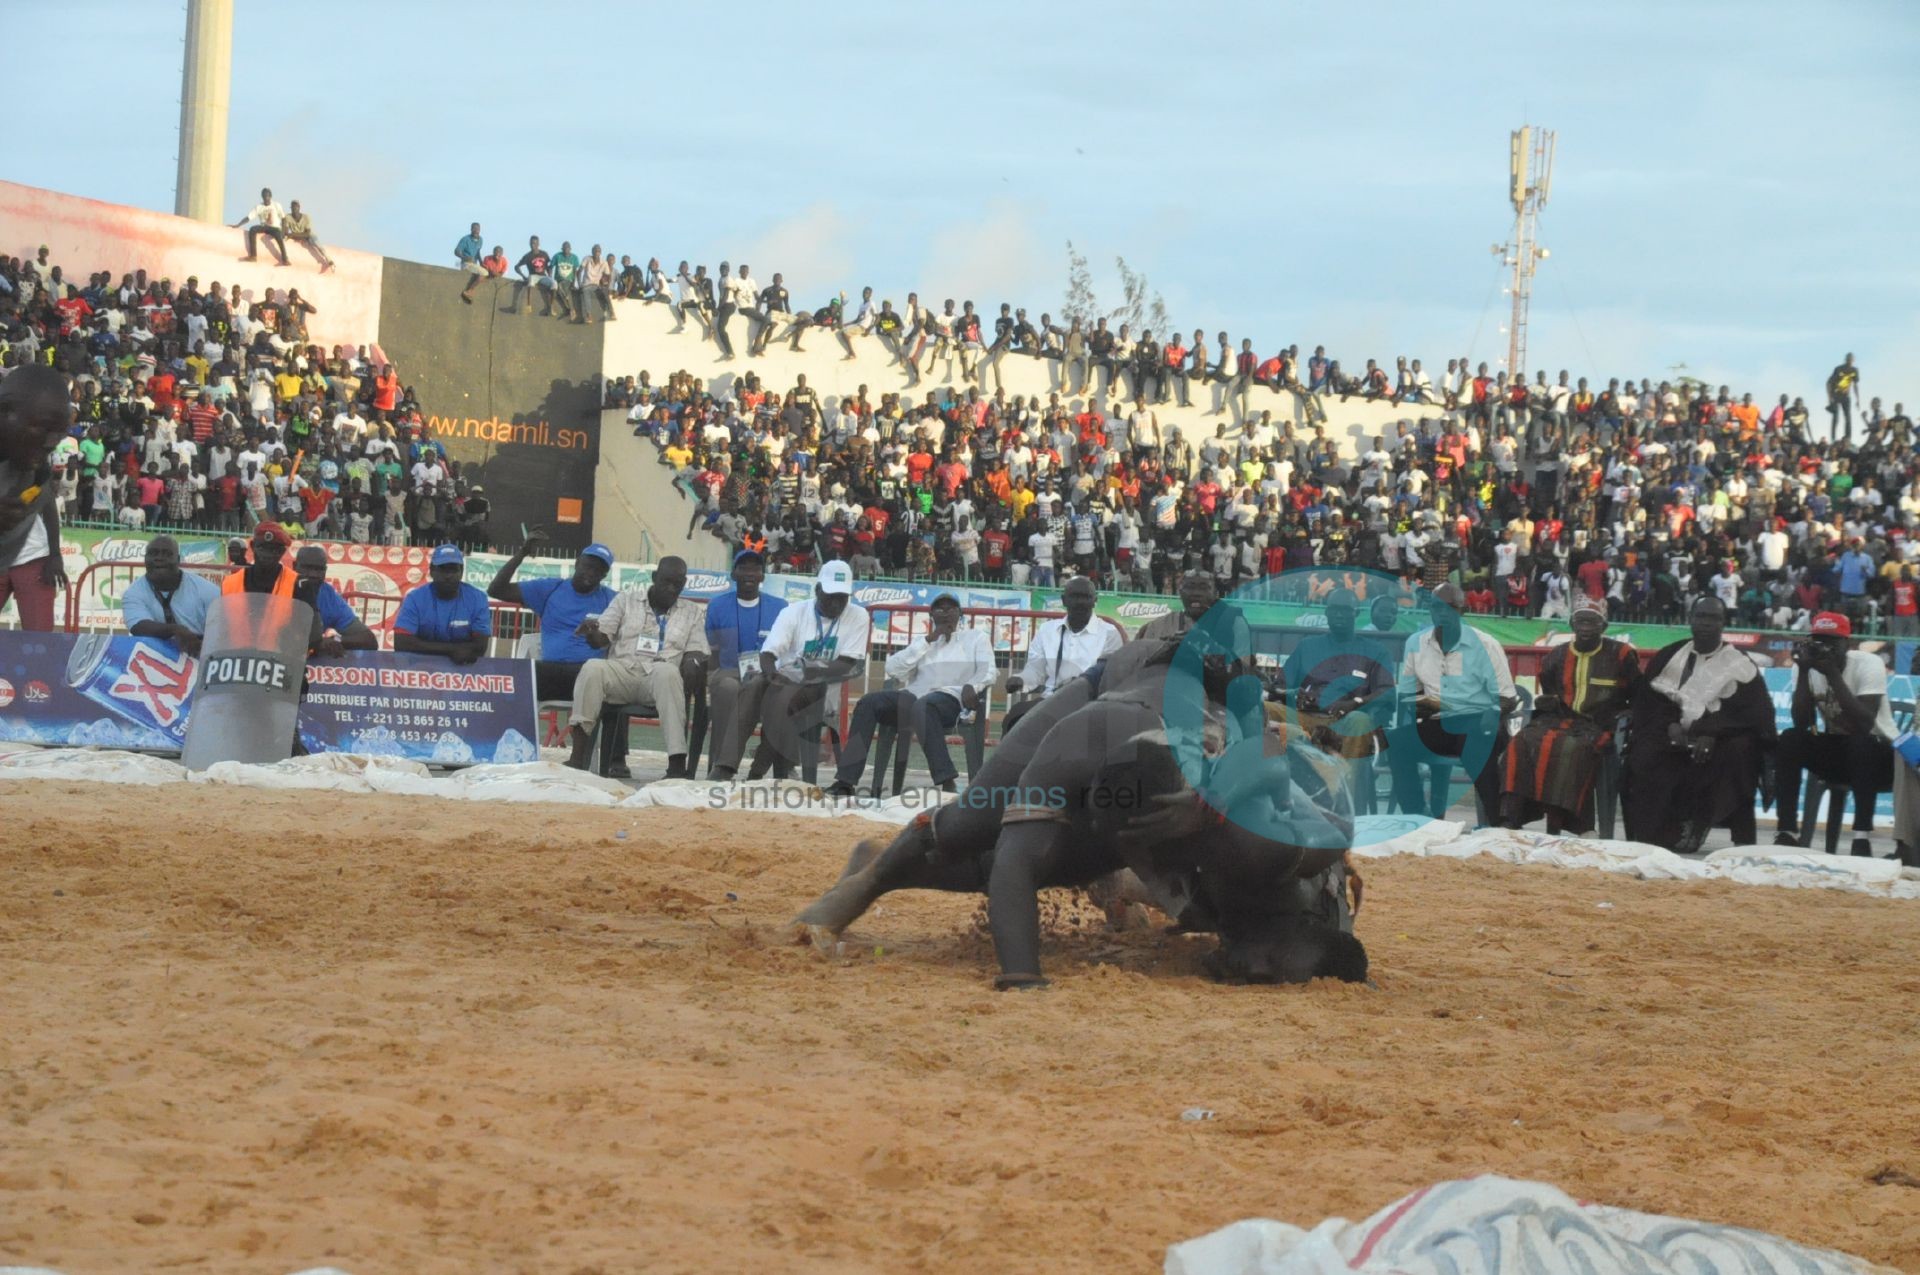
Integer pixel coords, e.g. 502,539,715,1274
1810,611,1851,637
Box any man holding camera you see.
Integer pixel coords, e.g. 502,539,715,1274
1773,611,1895,855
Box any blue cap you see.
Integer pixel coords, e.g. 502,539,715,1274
430,544,465,567
582,542,614,566
733,547,765,565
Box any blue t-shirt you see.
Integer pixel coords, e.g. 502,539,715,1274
519,575,616,664
1837,551,1873,596
394,581,492,643
705,590,787,671
312,581,359,634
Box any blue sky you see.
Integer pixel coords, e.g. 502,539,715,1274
13,0,1917,415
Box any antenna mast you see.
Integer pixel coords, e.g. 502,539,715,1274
1492,126,1554,380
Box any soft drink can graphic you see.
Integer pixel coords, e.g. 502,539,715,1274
65,633,197,739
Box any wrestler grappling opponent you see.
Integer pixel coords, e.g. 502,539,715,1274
793,633,1367,988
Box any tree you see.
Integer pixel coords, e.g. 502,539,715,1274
1111,256,1170,335
1062,241,1098,327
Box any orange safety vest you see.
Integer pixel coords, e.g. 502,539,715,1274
223,565,297,598
219,565,301,649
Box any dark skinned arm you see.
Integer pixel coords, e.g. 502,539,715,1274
129,619,203,657
393,630,488,665
1790,660,1818,732
487,528,546,605
1810,648,1881,737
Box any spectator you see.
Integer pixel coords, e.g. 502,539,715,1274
704,548,788,782
577,244,615,324
564,554,708,779
455,223,486,303
486,530,616,703
1001,576,1122,732
1623,597,1774,853
1386,583,1518,821
281,200,334,272
120,533,219,654
513,235,558,316
1279,587,1395,767
826,591,991,796
749,561,871,781
1826,353,1861,441
1498,600,1640,833
392,544,491,665
1773,611,1894,855
290,545,379,658
233,187,288,266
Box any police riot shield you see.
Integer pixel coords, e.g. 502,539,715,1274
179,592,315,771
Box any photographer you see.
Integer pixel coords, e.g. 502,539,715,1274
1773,612,1895,855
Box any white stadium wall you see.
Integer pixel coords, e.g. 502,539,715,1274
0,179,385,350
596,294,1426,461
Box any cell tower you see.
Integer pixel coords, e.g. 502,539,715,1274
175,0,234,223
1491,125,1554,380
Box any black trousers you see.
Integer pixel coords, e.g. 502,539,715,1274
1386,712,1509,820
836,689,962,786
535,660,584,705
1775,727,1893,833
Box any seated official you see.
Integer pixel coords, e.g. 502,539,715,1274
1137,569,1220,642
1500,599,1640,833
1386,583,1518,821
1002,576,1122,733
1623,596,1774,853
1774,611,1895,855
393,544,493,666
826,592,993,796
564,554,708,779
1280,588,1395,762
704,548,787,782
291,545,378,658
749,561,872,781
487,529,616,702
121,534,221,656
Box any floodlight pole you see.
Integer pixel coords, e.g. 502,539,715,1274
175,0,234,223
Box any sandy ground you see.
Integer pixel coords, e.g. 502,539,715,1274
2,781,1917,1275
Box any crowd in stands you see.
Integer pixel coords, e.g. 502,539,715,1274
0,246,492,549
604,276,1909,633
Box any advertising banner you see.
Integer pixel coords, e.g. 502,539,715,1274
0,631,537,767
0,631,198,750
299,653,539,765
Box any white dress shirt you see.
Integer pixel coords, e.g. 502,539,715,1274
1397,625,1516,715
885,625,994,701
1020,616,1124,695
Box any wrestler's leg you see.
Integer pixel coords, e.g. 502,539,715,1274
792,818,972,939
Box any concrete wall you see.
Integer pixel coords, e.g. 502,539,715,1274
597,295,1424,458
593,408,730,570
0,179,385,349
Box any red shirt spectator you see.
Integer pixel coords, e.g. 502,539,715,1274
372,368,400,413
981,528,1010,570
1895,578,1918,618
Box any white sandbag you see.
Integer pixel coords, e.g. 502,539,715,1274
1165,1174,1896,1275
198,759,376,793
443,761,628,805
1347,815,1465,858
0,747,188,786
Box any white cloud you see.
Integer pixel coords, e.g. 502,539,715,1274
917,201,1050,308
737,203,859,290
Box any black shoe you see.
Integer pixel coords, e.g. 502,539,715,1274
1850,837,1874,858
710,765,736,783
664,754,688,780
824,780,856,798
1773,830,1802,848
937,779,957,794
605,763,632,780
